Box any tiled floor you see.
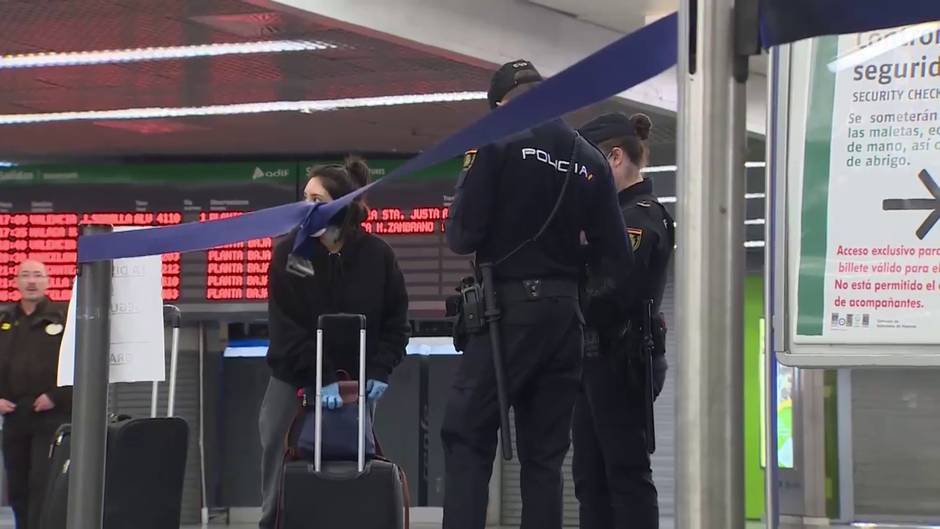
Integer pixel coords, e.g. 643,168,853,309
187,525,837,529
0,509,863,529
171,522,851,529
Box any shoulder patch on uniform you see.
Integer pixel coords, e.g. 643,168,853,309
462,149,478,170
0,322,11,331
627,228,643,251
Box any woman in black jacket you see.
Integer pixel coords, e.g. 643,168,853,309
258,157,410,529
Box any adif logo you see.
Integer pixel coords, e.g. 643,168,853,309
252,167,289,180
521,148,593,180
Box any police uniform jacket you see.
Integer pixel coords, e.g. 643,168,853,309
446,119,633,283
0,297,72,412
617,178,674,316
583,178,674,391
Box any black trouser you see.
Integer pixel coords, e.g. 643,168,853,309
441,294,583,529
572,349,659,529
2,404,68,529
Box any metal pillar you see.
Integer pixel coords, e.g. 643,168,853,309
676,0,747,526
764,44,786,529
67,224,113,529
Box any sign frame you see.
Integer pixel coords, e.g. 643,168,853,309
772,29,940,367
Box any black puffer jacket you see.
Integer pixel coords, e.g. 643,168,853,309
266,229,410,388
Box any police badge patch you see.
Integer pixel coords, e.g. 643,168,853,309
45,323,64,336
463,149,478,170
627,228,643,251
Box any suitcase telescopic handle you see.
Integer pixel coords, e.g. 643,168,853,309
317,313,366,330
314,313,368,474
152,305,182,418
164,304,182,329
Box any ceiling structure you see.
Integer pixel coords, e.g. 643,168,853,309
273,0,770,137
0,0,673,165
0,0,768,248
528,0,769,72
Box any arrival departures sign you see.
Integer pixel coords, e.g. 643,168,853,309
774,26,940,366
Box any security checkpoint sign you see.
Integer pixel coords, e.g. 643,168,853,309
794,27,940,346
57,228,166,385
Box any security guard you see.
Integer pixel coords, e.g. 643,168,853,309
0,260,71,529
441,60,633,529
572,113,674,529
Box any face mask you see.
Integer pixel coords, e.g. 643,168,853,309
319,225,342,245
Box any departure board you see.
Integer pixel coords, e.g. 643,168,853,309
0,162,296,305
199,211,274,302
0,159,465,315
0,212,181,302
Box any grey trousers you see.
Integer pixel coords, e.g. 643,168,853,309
258,376,300,529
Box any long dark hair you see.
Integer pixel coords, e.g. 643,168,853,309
308,156,372,241
598,113,652,169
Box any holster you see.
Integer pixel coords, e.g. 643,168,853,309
446,275,488,352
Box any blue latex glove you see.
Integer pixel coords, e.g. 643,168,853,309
320,383,342,410
366,379,388,401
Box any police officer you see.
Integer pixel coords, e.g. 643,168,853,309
572,113,674,529
441,60,633,529
0,260,72,529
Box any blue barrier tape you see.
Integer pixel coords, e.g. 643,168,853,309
760,0,940,47
76,13,678,263
77,201,318,262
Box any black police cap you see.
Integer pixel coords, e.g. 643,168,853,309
578,112,638,145
488,59,543,109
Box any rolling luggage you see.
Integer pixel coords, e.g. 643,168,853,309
103,416,188,529
40,306,189,529
40,416,188,529
278,314,406,529
41,423,74,529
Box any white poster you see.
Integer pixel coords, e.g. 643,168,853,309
795,27,940,344
58,228,166,385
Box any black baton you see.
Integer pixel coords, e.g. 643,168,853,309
480,262,514,460
642,300,657,454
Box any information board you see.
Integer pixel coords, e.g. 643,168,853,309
0,158,466,317
775,24,940,366
0,162,295,304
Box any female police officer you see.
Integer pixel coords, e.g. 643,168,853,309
574,113,674,529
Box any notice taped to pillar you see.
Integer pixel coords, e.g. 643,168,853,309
57,227,166,384
795,26,940,346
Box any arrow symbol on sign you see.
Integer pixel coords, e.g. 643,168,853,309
883,169,940,240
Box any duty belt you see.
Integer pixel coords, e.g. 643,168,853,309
496,278,579,303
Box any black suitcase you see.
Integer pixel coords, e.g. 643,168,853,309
41,305,189,529
41,423,73,529
103,416,189,529
40,417,188,529
278,314,405,529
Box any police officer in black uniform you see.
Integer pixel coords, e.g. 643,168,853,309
572,113,674,529
441,60,633,529
0,260,72,529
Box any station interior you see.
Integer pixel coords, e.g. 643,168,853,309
1,1,939,529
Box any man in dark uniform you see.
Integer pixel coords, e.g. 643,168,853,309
572,113,675,529
441,61,634,529
0,260,71,529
